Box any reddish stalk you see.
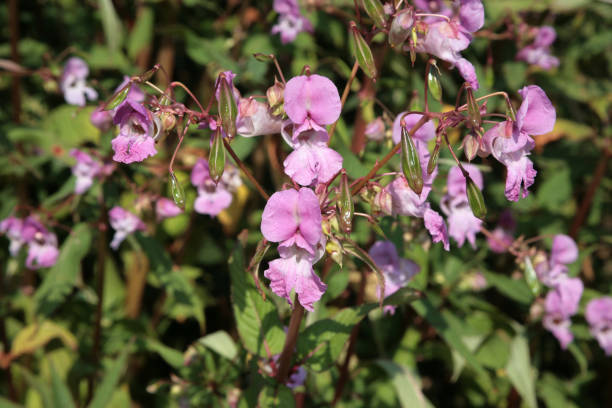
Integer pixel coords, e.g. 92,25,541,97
328,61,360,145
276,299,305,383
223,139,270,200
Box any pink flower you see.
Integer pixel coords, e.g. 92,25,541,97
111,99,157,164
386,176,432,218
446,163,483,198
585,297,612,355
516,26,559,70
271,0,313,44
536,234,578,288
236,98,283,137
156,198,183,221
391,112,436,144
70,149,102,194
191,159,237,217
1,216,59,269
369,240,420,300
543,277,583,349
60,57,97,106
284,74,341,136
365,117,385,141
424,209,450,251
483,85,556,201
0,216,26,256
108,206,146,250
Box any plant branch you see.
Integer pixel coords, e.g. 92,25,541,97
223,139,270,200
276,299,305,383
328,60,360,145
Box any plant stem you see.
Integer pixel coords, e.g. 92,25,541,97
350,114,430,195
0,267,17,402
9,0,20,123
328,61,360,145
276,299,305,383
223,139,270,200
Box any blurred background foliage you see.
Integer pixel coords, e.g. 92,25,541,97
0,0,611,407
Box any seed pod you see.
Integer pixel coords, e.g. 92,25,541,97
523,256,542,296
410,28,418,65
253,53,273,62
359,0,387,29
209,128,225,183
351,23,377,80
466,86,481,129
337,171,354,234
427,62,442,102
105,84,130,110
388,8,414,48
217,73,238,139
169,172,185,209
427,141,440,174
466,175,486,219
400,125,423,195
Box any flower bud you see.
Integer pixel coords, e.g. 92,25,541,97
351,23,377,80
410,28,418,65
373,188,393,216
337,171,354,234
326,239,343,268
466,86,481,130
104,84,130,110
523,256,542,297
209,128,226,183
217,73,238,139
463,133,479,162
169,172,186,209
388,8,414,48
427,141,440,174
427,62,442,102
466,175,486,219
400,125,423,195
158,95,176,132
359,0,387,29
253,53,273,62
266,79,285,117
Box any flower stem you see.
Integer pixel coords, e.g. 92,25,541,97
276,299,305,383
328,60,360,146
223,139,270,200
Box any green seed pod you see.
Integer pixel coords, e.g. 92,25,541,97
523,256,542,297
209,128,226,184
253,53,273,62
463,133,479,162
337,171,354,234
169,172,185,209
359,0,387,29
105,84,130,110
158,95,176,132
427,63,442,102
400,125,423,195
427,141,440,174
351,23,377,80
466,175,486,219
388,8,414,48
409,28,417,65
217,74,238,139
466,86,481,130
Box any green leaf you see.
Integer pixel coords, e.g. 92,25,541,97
139,338,184,369
229,242,285,356
482,271,534,305
197,331,238,360
49,362,76,408
127,7,154,59
375,360,431,408
258,386,295,408
11,321,77,358
34,224,93,316
13,365,54,408
0,397,22,408
42,106,100,157
506,332,538,408
98,0,124,51
88,347,130,408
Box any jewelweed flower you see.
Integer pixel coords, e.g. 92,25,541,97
1,216,59,269
109,206,146,250
60,57,98,106
483,85,556,201
535,234,578,287
271,0,313,44
0,216,27,256
70,149,102,195
516,26,559,70
191,159,238,217
236,98,283,137
156,198,183,221
365,117,386,141
487,210,516,253
424,209,450,251
111,99,157,164
585,297,612,355
543,277,583,349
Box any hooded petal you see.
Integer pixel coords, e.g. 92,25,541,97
261,189,300,242
297,188,323,248
284,74,341,126
459,0,484,33
516,85,556,135
550,234,578,266
194,187,233,216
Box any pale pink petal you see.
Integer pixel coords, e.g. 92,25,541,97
550,234,578,266
261,189,300,242
424,209,450,251
516,85,556,135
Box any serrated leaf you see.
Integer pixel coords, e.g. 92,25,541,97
88,347,130,408
375,360,431,408
34,224,93,316
11,321,77,358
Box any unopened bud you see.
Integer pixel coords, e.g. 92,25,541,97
427,141,440,174
253,53,273,62
410,28,418,65
400,125,423,195
359,0,387,29
466,86,481,129
427,62,442,102
337,171,354,234
266,79,285,117
466,175,486,219
326,239,343,268
388,8,414,48
463,133,479,161
523,256,542,297
158,95,176,132
373,188,393,216
104,84,130,110
209,128,225,183
217,73,238,139
351,23,377,80
169,172,186,209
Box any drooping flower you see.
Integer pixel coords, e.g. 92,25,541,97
365,117,386,141
108,206,146,250
585,297,612,355
70,149,102,194
516,26,559,70
543,277,583,349
535,234,578,288
271,0,313,44
110,98,158,164
60,57,98,106
424,209,450,251
156,198,183,221
191,159,238,217
236,98,283,137
482,85,556,201
0,216,59,269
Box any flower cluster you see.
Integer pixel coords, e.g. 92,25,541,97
191,159,242,217
108,206,146,250
271,0,313,44
516,26,559,70
585,297,612,355
60,57,98,106
0,216,59,269
70,149,106,195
